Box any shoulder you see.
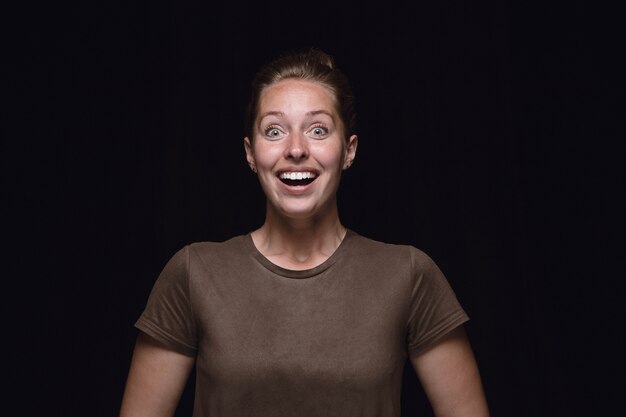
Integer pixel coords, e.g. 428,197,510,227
165,235,254,278
157,235,250,273
345,231,447,285
184,234,249,259
347,230,434,266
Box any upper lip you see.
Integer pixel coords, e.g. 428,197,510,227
276,167,320,177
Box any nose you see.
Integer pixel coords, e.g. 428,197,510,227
284,132,309,160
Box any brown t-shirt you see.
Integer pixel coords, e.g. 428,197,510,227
136,230,468,416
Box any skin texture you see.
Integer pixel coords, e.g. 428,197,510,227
119,77,489,417
119,333,195,417
411,327,490,417
244,79,358,270
244,79,357,223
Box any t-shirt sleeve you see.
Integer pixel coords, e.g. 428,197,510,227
406,247,469,355
135,246,198,357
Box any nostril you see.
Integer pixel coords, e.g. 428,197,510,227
286,147,308,159
284,135,309,158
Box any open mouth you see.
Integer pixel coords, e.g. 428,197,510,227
278,171,317,187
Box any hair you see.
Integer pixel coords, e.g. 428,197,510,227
244,48,356,141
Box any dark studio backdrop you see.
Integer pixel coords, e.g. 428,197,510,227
4,1,623,416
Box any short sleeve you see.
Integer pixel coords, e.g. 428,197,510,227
135,246,198,356
406,247,469,355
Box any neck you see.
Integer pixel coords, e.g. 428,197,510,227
250,203,347,270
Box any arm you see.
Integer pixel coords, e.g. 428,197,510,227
119,332,195,417
410,326,489,417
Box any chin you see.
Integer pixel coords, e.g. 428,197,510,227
276,205,320,220
270,198,334,221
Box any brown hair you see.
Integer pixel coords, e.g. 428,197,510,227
244,48,356,141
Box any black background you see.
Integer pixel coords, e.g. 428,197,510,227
4,1,623,416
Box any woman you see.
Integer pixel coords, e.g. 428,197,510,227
120,49,489,417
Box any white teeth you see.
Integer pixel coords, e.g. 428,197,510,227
279,172,317,180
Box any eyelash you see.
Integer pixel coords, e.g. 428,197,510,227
308,124,328,136
262,123,330,138
264,125,283,138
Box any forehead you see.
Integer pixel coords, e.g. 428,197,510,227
258,79,338,115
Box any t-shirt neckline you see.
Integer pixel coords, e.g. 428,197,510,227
244,229,356,279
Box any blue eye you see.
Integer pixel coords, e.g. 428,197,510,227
265,127,282,138
310,126,328,137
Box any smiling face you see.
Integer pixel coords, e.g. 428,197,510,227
244,79,357,221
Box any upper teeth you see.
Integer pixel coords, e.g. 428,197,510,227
279,172,316,180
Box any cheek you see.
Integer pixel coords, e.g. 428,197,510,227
252,144,279,168
321,143,346,168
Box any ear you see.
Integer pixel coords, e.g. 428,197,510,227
244,137,257,173
343,134,358,170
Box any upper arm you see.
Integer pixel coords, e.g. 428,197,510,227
410,326,490,417
120,332,195,417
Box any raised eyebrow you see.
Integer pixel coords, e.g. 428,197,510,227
306,110,336,121
258,111,284,121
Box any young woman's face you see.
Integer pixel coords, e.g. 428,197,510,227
244,79,357,220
